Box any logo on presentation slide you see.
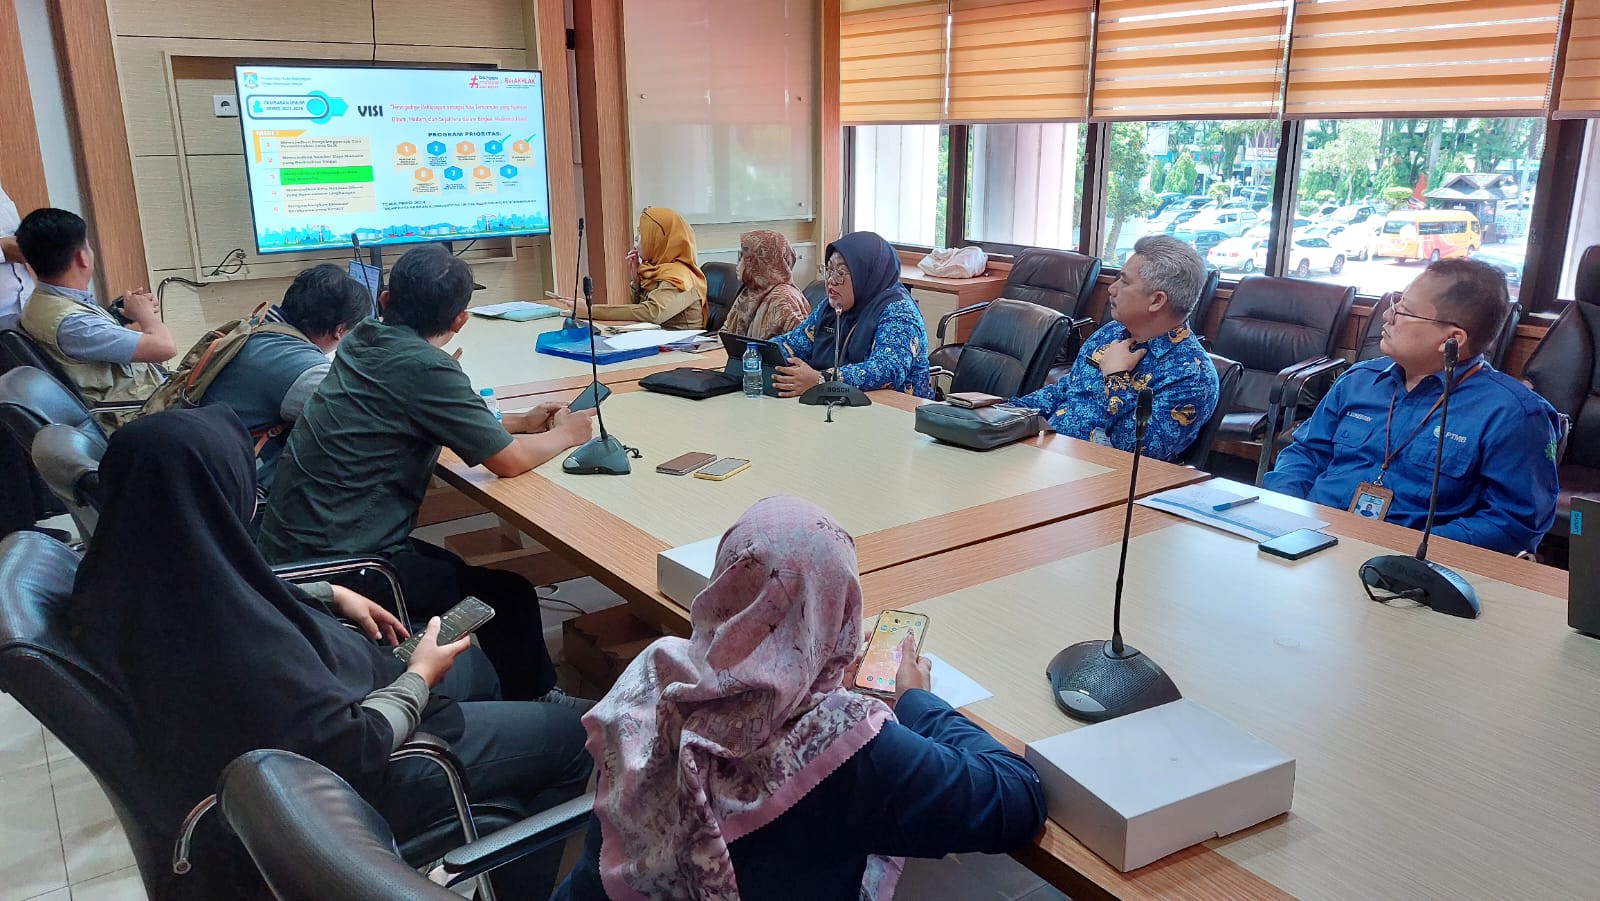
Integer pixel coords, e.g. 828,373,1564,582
242,71,259,88
468,74,502,90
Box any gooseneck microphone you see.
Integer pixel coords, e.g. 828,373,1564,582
562,275,636,476
1358,337,1481,618
1045,388,1182,722
799,302,871,417
562,218,590,332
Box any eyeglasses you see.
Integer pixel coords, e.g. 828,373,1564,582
1382,292,1461,329
824,264,851,286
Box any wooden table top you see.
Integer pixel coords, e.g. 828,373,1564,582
447,311,724,401
435,389,1206,630
859,482,1590,901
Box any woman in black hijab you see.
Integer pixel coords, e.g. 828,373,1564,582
70,406,591,898
770,231,934,399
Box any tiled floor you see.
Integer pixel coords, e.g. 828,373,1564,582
0,516,1068,900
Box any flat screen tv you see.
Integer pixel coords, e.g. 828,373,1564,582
234,65,553,255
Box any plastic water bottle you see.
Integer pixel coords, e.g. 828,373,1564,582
742,344,763,397
479,387,502,421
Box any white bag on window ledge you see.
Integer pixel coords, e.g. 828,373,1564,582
917,246,988,279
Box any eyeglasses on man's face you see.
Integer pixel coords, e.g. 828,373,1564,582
1382,291,1461,329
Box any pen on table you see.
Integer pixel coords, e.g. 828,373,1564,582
1213,495,1260,512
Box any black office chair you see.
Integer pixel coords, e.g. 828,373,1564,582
0,329,82,402
30,424,106,541
802,278,827,311
932,299,1070,399
0,531,510,900
1189,269,1223,346
1173,353,1245,471
930,249,1101,377
702,261,740,333
0,366,108,468
1355,293,1522,369
217,748,595,900
1522,245,1600,539
1206,276,1356,484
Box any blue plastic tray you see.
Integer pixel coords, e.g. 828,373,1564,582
535,326,663,364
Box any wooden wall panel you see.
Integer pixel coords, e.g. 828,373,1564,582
0,0,48,212
820,0,842,244
56,0,148,299
529,0,580,300
129,156,188,271
375,0,526,50
111,0,375,43
574,0,632,302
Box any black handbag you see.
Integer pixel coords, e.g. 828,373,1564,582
913,402,1041,450
639,367,741,400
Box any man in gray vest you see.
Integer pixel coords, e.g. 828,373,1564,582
16,208,172,432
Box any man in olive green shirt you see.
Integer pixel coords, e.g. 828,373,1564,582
259,245,593,700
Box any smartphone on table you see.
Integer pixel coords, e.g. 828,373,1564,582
657,451,717,476
693,457,751,481
393,596,495,662
1258,529,1338,561
568,381,612,413
853,610,929,696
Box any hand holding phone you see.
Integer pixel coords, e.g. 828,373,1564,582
394,596,495,664
568,381,611,412
853,610,929,696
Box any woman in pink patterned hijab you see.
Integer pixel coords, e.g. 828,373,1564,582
556,496,1046,901
581,495,896,899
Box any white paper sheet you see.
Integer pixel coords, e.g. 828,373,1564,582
600,329,706,351
1137,483,1328,541
468,301,561,318
925,652,994,709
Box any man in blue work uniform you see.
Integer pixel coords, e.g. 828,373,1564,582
1008,234,1219,462
1265,258,1559,555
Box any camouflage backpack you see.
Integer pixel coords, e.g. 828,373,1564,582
141,305,311,453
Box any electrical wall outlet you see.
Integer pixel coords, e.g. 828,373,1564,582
214,94,239,117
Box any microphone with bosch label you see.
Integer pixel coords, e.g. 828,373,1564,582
1358,337,1480,618
1045,387,1182,722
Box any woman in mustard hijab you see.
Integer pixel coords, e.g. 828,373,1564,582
560,207,707,329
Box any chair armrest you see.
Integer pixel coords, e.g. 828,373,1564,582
936,301,992,343
440,792,597,886
271,556,409,624
1069,316,1097,339
1256,355,1349,486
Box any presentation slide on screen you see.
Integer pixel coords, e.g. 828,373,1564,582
235,66,552,254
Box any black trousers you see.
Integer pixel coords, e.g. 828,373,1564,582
376,648,591,900
334,538,559,701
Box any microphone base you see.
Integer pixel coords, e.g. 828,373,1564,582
1360,554,1480,619
1045,640,1181,723
798,380,872,407
562,434,632,476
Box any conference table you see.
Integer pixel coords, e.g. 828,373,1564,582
434,385,1207,630
447,312,725,401
858,480,1592,900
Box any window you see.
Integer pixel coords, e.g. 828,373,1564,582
1560,121,1600,300
963,122,1087,252
849,124,947,248
1100,120,1280,268
1288,118,1546,300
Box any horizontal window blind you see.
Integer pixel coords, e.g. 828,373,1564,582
840,0,950,124
948,0,1092,122
1092,0,1291,120
1284,0,1564,117
1556,1,1600,117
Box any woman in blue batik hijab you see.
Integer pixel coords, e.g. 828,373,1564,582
771,231,933,399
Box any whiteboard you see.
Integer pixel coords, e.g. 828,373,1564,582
622,0,816,225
